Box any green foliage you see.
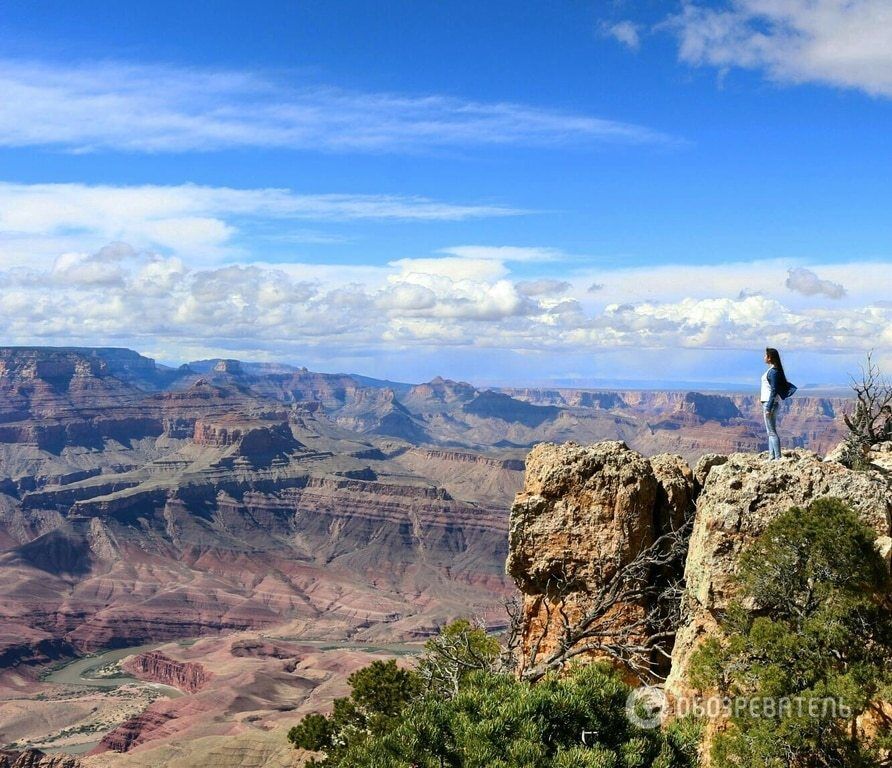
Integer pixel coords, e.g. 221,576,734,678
689,498,892,766
287,712,334,752
417,618,501,696
289,623,700,768
347,658,422,720
652,717,703,768
331,664,687,768
286,659,422,765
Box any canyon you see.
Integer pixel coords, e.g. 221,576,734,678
0,345,856,765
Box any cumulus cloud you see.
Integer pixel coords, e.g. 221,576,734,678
785,267,846,298
602,21,641,51
0,58,675,154
51,251,127,287
3,243,890,360
670,0,892,97
0,182,524,268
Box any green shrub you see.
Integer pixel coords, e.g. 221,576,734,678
690,498,892,766
289,626,700,767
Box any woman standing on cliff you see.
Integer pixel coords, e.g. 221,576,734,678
761,347,788,460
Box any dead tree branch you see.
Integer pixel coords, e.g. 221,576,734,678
842,352,892,466
512,517,693,685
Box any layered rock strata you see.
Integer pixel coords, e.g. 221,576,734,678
122,651,211,693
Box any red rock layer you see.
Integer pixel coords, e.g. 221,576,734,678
123,651,211,693
94,710,177,753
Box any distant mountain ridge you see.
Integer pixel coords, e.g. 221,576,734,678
0,345,849,460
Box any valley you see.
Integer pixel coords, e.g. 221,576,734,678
0,345,851,766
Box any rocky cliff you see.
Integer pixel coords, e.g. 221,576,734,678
0,750,82,768
507,440,892,695
665,449,892,703
122,651,211,693
506,441,694,679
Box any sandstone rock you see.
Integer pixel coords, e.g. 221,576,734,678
0,750,82,768
692,453,727,491
212,360,243,375
123,651,211,693
229,639,293,659
650,452,695,530
506,441,694,677
94,710,177,753
665,449,892,702
868,441,892,472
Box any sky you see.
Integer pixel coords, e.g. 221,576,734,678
1,0,891,388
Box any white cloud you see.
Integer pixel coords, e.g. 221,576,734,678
603,21,641,51
785,267,846,298
0,58,675,153
389,257,509,283
2,243,890,361
51,251,127,287
670,0,892,97
0,182,524,267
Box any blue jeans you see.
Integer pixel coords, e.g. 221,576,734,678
763,404,780,459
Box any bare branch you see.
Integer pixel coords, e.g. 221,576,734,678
513,516,694,684
843,352,892,463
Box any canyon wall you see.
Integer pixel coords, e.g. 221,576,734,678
122,651,210,693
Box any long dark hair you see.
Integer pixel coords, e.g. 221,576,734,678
765,347,787,384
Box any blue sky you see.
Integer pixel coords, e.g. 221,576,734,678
1,1,890,387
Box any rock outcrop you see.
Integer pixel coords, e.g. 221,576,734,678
94,710,178,753
506,441,694,677
0,750,82,768
123,651,211,693
665,449,892,702
507,441,892,698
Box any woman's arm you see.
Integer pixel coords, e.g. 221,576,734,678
766,368,779,408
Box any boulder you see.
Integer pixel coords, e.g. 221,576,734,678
666,449,892,702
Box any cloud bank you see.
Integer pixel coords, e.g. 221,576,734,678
2,242,889,369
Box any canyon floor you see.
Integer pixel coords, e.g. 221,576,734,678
0,346,852,766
